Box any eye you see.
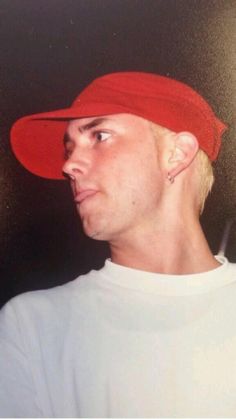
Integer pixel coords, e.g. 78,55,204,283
94,131,111,142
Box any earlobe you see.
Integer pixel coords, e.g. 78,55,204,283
168,131,199,179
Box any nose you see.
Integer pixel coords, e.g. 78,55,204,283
62,149,91,179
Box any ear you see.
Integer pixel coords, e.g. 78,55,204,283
167,131,199,178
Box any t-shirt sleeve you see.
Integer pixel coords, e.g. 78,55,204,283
0,299,42,417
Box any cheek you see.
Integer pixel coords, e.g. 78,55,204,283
113,154,160,203
93,140,160,198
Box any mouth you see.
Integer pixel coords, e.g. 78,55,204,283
74,189,98,204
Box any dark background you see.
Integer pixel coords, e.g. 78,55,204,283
0,0,235,307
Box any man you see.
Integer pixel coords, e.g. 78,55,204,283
1,72,235,417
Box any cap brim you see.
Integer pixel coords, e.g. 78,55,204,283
11,104,146,179
11,110,71,180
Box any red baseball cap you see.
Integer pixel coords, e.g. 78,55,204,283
10,72,227,180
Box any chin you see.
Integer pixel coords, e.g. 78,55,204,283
80,210,119,242
82,220,109,241
85,229,106,241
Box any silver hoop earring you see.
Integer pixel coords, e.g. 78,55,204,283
167,172,174,184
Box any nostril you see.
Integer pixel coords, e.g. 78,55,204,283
62,171,72,180
62,158,76,179
62,151,89,178
62,162,76,180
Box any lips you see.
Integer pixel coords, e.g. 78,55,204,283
74,189,98,204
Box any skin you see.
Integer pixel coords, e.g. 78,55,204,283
63,113,220,275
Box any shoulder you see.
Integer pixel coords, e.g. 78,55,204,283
0,268,103,328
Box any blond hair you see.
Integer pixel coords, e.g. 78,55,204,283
150,122,214,214
195,149,214,214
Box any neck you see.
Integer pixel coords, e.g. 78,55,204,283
109,217,219,275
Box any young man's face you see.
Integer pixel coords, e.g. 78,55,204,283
63,113,165,243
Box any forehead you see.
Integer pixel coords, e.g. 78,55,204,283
66,116,113,133
65,113,151,134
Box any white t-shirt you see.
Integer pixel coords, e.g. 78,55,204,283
1,256,236,417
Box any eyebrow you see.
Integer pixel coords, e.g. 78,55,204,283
63,117,109,145
79,117,109,133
